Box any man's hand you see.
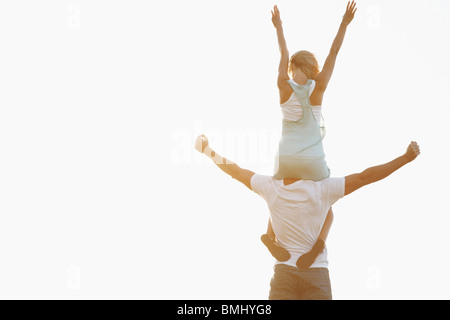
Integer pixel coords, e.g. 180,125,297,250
271,5,283,29
194,134,209,154
404,141,421,163
342,1,357,26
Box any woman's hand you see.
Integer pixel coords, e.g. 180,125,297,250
342,1,357,26
271,5,283,29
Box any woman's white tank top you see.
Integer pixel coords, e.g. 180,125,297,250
280,79,322,122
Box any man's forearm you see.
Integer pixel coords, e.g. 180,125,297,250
202,146,254,190
360,155,410,186
345,142,419,196
203,146,240,178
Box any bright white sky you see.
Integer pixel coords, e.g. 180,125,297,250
0,0,449,300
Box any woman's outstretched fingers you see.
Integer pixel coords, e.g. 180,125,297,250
343,1,357,25
352,1,358,14
347,1,357,14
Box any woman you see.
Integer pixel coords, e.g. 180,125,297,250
261,2,357,270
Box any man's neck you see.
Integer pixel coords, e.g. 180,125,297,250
283,178,301,186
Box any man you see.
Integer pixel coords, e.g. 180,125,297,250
194,134,420,300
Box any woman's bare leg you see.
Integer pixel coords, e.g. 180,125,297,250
318,207,334,242
266,219,276,240
261,219,290,262
297,207,334,270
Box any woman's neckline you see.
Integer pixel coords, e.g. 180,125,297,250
290,79,311,87
284,79,321,107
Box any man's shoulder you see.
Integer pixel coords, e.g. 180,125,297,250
251,174,276,184
317,176,346,184
250,174,277,194
318,177,346,199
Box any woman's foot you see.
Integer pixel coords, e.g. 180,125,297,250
296,239,325,270
261,234,291,262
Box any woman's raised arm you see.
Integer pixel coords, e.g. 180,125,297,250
315,1,357,92
271,6,290,88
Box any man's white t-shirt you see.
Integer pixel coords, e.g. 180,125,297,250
251,175,346,269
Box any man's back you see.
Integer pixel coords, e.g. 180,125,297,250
251,175,345,268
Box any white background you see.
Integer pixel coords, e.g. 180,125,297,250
0,0,449,300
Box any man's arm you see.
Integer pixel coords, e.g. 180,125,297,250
195,135,255,190
315,1,357,92
345,142,421,196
